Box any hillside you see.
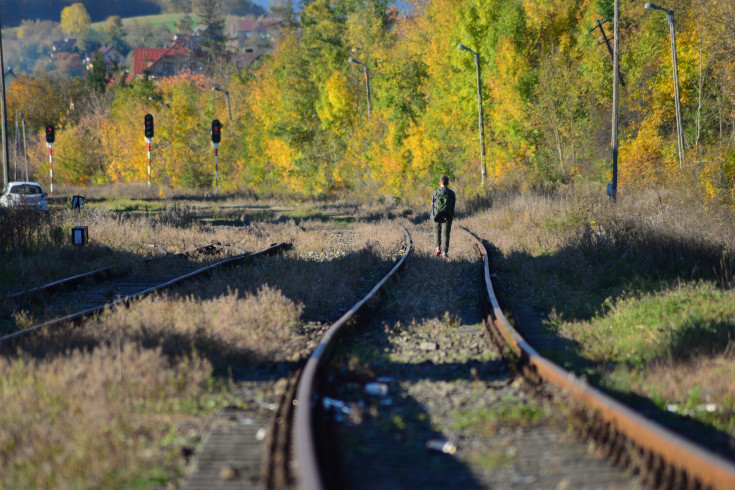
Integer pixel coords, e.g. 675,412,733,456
0,0,268,28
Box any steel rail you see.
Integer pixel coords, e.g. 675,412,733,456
293,226,412,490
8,242,225,301
462,227,735,489
0,242,289,346
8,265,116,300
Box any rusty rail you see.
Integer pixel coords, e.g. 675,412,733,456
462,227,735,489
292,226,412,490
8,241,230,301
0,242,289,346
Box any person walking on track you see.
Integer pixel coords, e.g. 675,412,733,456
431,175,456,259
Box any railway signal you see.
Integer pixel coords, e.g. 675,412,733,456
211,119,222,144
144,113,154,139
45,124,55,144
45,124,54,195
211,119,222,195
144,114,154,187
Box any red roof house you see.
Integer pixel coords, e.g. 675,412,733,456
132,41,202,77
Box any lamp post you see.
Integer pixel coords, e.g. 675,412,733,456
457,43,486,187
645,2,685,167
212,86,234,136
348,57,372,120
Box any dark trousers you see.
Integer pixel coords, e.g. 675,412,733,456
433,219,452,254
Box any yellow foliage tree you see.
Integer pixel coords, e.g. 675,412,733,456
60,3,91,39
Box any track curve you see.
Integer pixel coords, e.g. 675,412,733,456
287,225,412,490
462,227,735,490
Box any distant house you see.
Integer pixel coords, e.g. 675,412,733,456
237,19,284,51
96,46,125,65
235,50,262,69
132,38,203,77
50,38,78,55
84,46,126,71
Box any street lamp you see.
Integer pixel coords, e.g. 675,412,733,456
457,43,486,187
212,85,234,136
348,57,372,120
645,2,685,167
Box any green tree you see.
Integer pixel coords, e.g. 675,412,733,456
196,0,230,76
87,54,109,93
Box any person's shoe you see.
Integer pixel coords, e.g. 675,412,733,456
435,249,441,256
442,252,448,259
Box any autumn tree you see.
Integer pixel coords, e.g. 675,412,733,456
60,3,92,41
6,75,74,130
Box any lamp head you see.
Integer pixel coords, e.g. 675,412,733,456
457,44,471,52
348,58,359,64
644,3,659,10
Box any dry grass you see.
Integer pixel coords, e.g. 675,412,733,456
0,344,218,488
462,184,735,437
1,204,409,488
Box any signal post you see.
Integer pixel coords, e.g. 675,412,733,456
211,119,221,195
144,114,154,186
45,124,54,195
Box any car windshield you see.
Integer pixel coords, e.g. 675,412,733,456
9,185,42,195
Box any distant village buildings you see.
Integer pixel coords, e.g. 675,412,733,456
130,18,284,78
132,37,203,77
44,16,285,79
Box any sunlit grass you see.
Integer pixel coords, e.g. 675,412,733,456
1,200,408,487
463,185,735,437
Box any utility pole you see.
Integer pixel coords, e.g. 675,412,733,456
593,20,626,87
21,112,28,181
0,13,10,187
610,0,620,202
457,44,487,187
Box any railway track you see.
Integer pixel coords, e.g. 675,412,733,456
1,241,289,345
182,224,412,490
266,226,631,489
463,229,735,489
273,225,735,490
7,241,233,303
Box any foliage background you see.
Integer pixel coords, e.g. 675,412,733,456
6,0,735,204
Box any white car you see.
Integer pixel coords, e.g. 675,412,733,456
0,182,49,211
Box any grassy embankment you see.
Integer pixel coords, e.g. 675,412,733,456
0,193,406,487
464,184,735,437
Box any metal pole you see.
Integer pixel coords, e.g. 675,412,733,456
214,146,219,195
610,0,620,201
48,144,53,195
21,113,27,180
225,91,234,136
348,58,372,120
668,12,685,167
0,14,10,187
474,52,486,187
364,66,372,120
147,140,151,187
13,112,17,180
